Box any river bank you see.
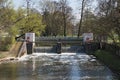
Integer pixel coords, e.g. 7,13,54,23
93,50,120,79
0,42,22,63
0,51,17,64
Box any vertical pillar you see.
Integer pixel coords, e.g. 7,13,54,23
25,33,35,54
56,42,62,54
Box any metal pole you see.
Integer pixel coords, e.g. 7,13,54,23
26,0,30,17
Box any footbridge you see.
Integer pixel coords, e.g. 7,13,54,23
35,37,83,44
16,33,99,56
34,37,85,54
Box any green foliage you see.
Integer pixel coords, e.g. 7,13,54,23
0,0,46,51
0,3,19,51
94,50,120,72
0,37,13,51
15,9,45,36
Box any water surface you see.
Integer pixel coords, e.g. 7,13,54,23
0,53,118,80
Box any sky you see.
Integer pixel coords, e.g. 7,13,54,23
13,0,78,9
13,0,79,12
12,0,80,23
13,0,23,9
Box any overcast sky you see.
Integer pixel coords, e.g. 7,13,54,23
13,0,80,18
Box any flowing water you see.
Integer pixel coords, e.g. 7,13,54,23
0,53,118,80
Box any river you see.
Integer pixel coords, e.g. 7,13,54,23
0,53,118,80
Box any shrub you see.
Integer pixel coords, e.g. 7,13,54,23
0,37,14,51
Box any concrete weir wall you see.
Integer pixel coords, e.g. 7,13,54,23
17,42,27,57
17,33,35,57
25,33,35,55
17,34,86,56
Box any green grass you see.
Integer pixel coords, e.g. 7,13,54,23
94,50,120,73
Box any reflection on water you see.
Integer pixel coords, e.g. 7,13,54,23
0,53,119,80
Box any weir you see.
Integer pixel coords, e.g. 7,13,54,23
4,33,118,80
16,33,101,58
16,33,85,56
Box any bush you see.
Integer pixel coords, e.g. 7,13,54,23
0,45,10,51
0,37,14,51
94,50,120,75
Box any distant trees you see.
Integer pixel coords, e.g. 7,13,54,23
40,0,63,36
76,0,120,44
40,0,74,36
0,0,120,46
95,0,120,43
0,0,74,38
0,0,45,50
77,0,93,37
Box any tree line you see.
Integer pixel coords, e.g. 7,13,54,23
0,0,120,48
79,0,120,45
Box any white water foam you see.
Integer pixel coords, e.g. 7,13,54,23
19,53,76,59
18,53,90,62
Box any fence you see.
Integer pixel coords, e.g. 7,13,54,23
84,42,120,57
84,42,100,54
103,43,120,57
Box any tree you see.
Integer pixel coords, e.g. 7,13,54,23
13,0,46,36
82,10,96,33
40,0,73,36
59,0,74,37
77,0,85,38
96,0,120,43
0,0,13,31
0,0,20,38
115,0,120,42
15,8,45,36
40,0,63,36
60,0,68,37
77,0,93,37
0,0,20,50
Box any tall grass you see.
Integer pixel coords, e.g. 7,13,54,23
94,50,120,74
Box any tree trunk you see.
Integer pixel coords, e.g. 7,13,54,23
63,12,67,37
77,0,85,38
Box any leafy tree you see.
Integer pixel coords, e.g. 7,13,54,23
0,0,13,31
0,0,19,50
15,8,45,36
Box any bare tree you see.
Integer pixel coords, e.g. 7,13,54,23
95,0,120,43
39,0,73,36
116,0,120,41
60,0,68,37
77,0,85,38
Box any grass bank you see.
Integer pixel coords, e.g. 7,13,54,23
94,50,120,77
0,42,22,59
